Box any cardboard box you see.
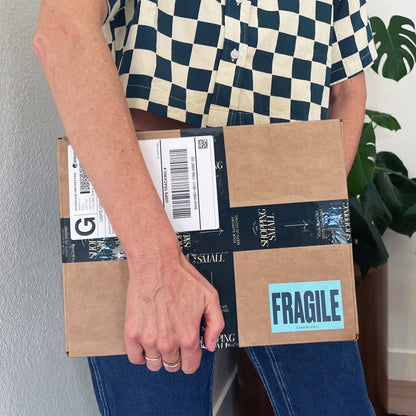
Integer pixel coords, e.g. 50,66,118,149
57,120,358,357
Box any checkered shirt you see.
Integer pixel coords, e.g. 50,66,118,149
103,0,377,127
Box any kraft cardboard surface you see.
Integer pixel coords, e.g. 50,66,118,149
63,261,128,357
223,121,347,207
57,119,358,357
234,244,357,347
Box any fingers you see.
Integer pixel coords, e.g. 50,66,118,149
154,337,180,373
124,297,223,372
180,342,202,374
123,254,224,373
124,330,202,373
161,353,181,373
125,337,181,372
124,326,186,373
203,294,225,352
128,346,182,373
144,349,163,372
124,328,164,372
181,256,225,352
124,337,146,365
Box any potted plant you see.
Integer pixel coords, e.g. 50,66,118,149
349,15,416,277
348,15,416,416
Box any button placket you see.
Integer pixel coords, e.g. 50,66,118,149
206,0,250,125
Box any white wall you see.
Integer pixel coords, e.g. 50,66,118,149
0,2,101,416
1,1,415,415
366,1,416,382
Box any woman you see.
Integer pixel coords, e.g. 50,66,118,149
34,1,377,414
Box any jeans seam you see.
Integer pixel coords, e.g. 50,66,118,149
247,348,280,416
247,346,295,416
265,346,296,416
208,349,217,416
89,357,111,416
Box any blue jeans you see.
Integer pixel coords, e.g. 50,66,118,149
88,341,375,415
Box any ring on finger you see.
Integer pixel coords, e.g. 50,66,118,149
144,353,161,362
162,357,181,368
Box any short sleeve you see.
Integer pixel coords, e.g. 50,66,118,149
330,0,377,85
104,0,128,23
102,0,133,60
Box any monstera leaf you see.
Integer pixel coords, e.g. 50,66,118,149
347,122,376,196
371,15,416,81
365,110,401,131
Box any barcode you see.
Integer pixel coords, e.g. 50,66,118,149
169,148,191,219
79,164,91,194
191,156,198,210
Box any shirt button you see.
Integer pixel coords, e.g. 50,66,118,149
230,49,239,61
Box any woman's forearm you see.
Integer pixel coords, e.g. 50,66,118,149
33,0,178,259
34,1,224,370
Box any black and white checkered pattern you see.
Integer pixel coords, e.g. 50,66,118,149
103,0,376,127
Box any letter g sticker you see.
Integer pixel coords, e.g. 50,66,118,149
75,217,96,237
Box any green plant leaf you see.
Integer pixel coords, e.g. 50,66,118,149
390,207,416,237
371,15,416,81
360,182,393,235
349,196,389,275
376,151,408,175
365,110,401,131
374,170,402,212
390,179,416,236
404,204,416,227
376,151,409,187
399,204,416,236
397,179,416,207
347,123,376,196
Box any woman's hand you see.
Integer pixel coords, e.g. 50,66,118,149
124,246,224,374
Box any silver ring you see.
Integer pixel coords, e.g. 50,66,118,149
163,357,181,368
144,353,161,362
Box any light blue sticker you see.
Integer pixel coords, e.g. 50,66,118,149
269,281,344,333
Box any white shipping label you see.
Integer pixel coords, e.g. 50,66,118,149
67,135,219,240
67,148,116,240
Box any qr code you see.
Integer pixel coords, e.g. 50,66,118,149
197,138,208,150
